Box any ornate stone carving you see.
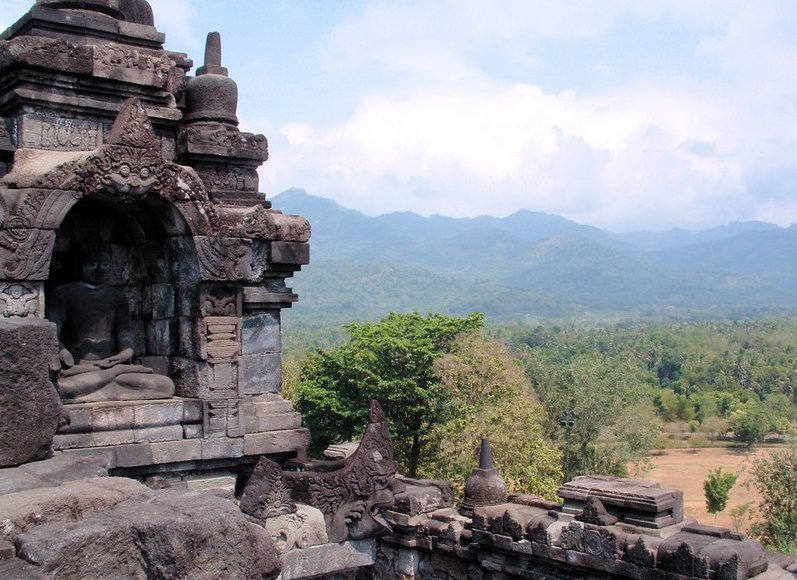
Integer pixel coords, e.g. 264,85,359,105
284,400,397,543
200,285,240,316
196,165,259,195
624,537,655,567
27,100,216,231
0,36,93,74
180,124,268,160
196,237,252,280
93,43,181,89
240,457,296,520
271,212,311,243
21,114,101,151
659,541,709,578
0,282,41,317
264,508,327,554
217,205,277,240
203,316,240,362
528,522,551,545
0,229,55,280
557,521,618,560
203,398,242,437
576,496,618,526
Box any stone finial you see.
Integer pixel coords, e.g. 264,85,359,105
183,32,238,125
460,438,507,516
197,31,227,76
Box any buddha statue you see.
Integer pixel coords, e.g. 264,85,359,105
47,239,174,403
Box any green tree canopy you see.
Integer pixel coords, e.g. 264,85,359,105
428,333,562,499
703,467,737,521
294,312,484,476
749,444,797,553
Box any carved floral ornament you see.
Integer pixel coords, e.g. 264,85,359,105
22,99,218,235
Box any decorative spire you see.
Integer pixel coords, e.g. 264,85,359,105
197,31,228,76
183,31,238,125
460,438,507,517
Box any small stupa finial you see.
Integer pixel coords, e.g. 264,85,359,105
197,31,228,76
460,437,507,517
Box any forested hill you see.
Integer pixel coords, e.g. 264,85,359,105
273,188,797,324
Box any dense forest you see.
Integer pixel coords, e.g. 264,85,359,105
283,316,797,482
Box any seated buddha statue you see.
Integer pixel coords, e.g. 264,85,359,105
47,239,174,403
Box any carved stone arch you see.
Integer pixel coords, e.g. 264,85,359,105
25,98,217,237
46,194,201,365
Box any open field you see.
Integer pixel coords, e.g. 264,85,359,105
641,447,776,531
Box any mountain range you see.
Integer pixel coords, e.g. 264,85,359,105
272,188,797,324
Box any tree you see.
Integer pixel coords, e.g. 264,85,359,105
524,350,660,478
700,416,728,442
703,467,737,523
749,444,797,553
427,333,561,499
294,312,484,477
729,402,770,447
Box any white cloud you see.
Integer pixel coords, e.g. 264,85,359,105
255,0,797,231
147,0,198,53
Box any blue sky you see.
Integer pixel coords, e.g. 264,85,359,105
3,1,797,232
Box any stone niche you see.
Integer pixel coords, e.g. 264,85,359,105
0,0,312,473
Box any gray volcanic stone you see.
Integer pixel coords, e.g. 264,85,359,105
0,477,147,542
16,489,280,579
0,319,61,467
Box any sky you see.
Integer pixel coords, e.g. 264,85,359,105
3,1,797,232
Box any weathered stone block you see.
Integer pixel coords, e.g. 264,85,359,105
133,425,183,443
182,398,203,423
134,400,184,428
240,352,281,395
14,489,279,579
183,424,202,439
52,432,94,450
279,539,375,580
243,428,310,456
0,318,61,467
19,113,101,151
92,429,135,447
56,404,92,434
115,443,154,467
0,477,147,542
241,311,281,355
245,412,302,434
91,403,135,431
175,283,200,317
270,241,309,265
150,439,202,464
200,437,243,460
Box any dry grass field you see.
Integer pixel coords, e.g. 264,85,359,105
640,447,776,532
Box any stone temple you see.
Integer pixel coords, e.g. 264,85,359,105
0,1,794,578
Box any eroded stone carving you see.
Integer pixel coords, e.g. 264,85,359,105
196,237,252,280
0,228,55,280
576,496,618,526
557,521,619,560
0,282,41,317
27,100,216,230
240,457,296,520
284,400,397,543
200,285,239,316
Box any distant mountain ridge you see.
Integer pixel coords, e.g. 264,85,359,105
273,188,797,323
